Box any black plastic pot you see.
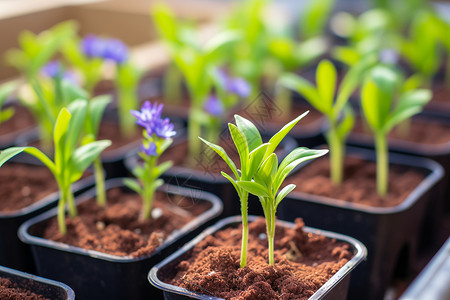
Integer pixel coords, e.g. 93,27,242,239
0,265,75,300
18,178,223,300
347,113,450,244
148,215,367,300
399,237,450,300
277,146,444,300
0,155,93,273
125,133,297,218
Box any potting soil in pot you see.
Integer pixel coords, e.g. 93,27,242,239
97,121,141,153
0,164,58,212
37,188,211,257
160,217,353,300
0,277,49,300
0,105,35,138
285,156,425,207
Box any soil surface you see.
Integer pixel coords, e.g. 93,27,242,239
285,156,425,207
39,187,211,257
0,104,35,137
430,84,450,106
0,277,48,300
161,217,353,300
353,117,450,146
0,163,58,213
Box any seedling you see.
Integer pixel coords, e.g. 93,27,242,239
124,101,176,220
361,65,431,196
200,112,327,266
298,0,335,40
0,100,111,234
280,57,376,185
0,82,17,128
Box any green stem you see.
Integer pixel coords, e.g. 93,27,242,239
66,186,76,218
266,204,275,266
141,155,157,220
57,189,67,235
118,87,137,137
375,132,388,196
94,157,106,207
276,86,292,119
188,109,202,160
164,64,182,104
240,191,249,268
327,125,344,185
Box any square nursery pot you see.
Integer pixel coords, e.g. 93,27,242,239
125,132,297,218
277,146,444,300
347,113,450,241
148,215,367,300
0,265,74,300
18,178,223,300
399,237,450,300
0,154,93,273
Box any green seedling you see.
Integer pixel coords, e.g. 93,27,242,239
361,65,431,196
200,112,327,266
280,56,376,185
0,100,111,234
299,0,335,39
124,101,176,220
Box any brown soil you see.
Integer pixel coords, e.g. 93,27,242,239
0,277,48,300
430,83,450,106
0,163,58,213
0,104,35,136
161,217,353,300
353,117,450,146
285,156,425,207
39,187,211,257
97,121,141,152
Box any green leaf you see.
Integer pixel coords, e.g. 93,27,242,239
275,184,296,207
300,0,335,39
234,115,262,152
385,89,431,131
199,137,239,179
70,140,111,176
65,99,88,156
61,80,89,103
361,79,382,131
124,178,142,194
316,60,336,114
204,30,242,60
229,123,249,178
247,143,270,179
23,147,56,173
88,95,111,136
264,111,309,161
151,3,179,44
274,148,328,192
279,74,325,114
153,161,173,178
254,153,278,189
0,147,26,167
0,107,14,124
237,180,270,198
336,105,355,140
0,81,17,106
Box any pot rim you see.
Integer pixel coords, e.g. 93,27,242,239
148,215,367,300
18,177,223,263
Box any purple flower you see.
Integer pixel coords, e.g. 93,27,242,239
103,39,128,64
81,35,128,64
131,101,176,139
41,61,62,78
216,69,251,98
141,142,158,156
81,34,107,58
203,95,224,116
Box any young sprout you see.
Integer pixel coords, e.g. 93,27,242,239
124,101,176,220
280,56,376,185
152,3,241,157
361,65,432,196
0,82,17,128
0,100,111,234
200,112,327,267
298,0,336,40
63,34,141,136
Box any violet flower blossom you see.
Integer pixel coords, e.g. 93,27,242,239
131,101,176,139
203,95,224,116
141,142,158,156
41,61,79,84
81,35,129,64
216,69,251,98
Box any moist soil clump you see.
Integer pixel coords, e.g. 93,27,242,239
39,188,211,257
0,277,49,300
0,164,58,213
161,217,353,300
285,156,425,207
353,117,450,145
